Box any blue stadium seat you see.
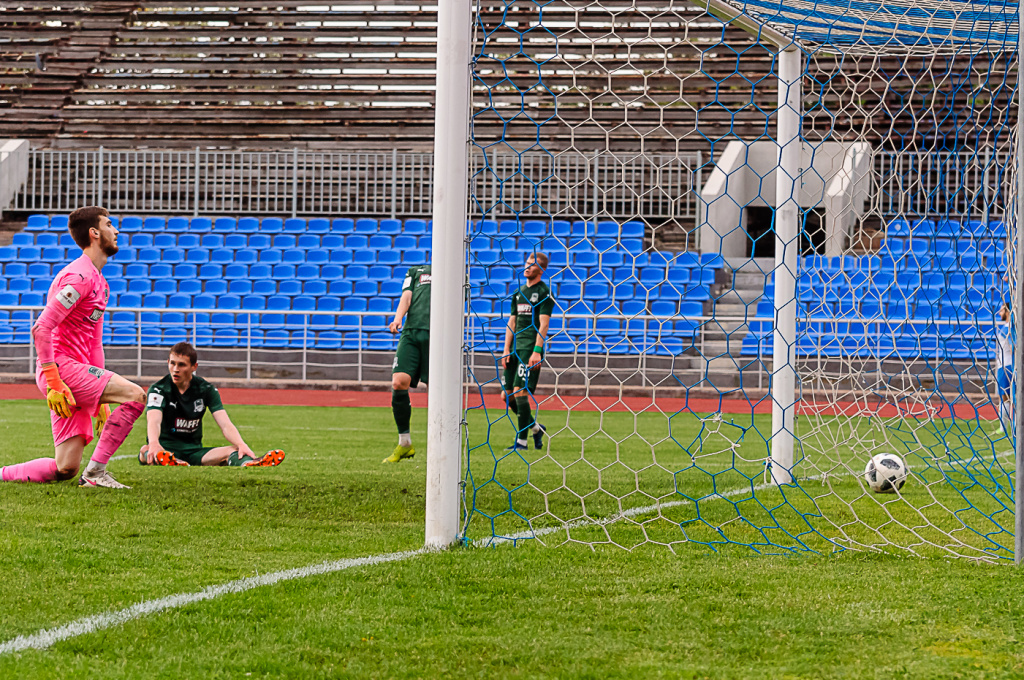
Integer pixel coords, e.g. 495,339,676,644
295,234,319,249
329,281,353,297
355,218,378,234
179,279,202,295
403,251,426,266
222,233,246,249
200,234,224,249
142,217,164,232
271,264,295,280
284,218,306,233
307,218,329,234
229,280,253,296
352,250,375,266
174,264,198,280
186,249,210,265
216,295,241,310
319,234,343,251
274,235,297,249
27,215,49,230
261,217,283,233
242,295,267,310
366,234,390,251
279,280,302,296
204,280,228,296
346,235,368,250
195,263,221,281
40,248,63,263
230,217,255,234
185,217,210,234
294,264,317,280
253,280,277,296
331,218,354,234
118,216,142,233
305,281,328,296
213,217,236,233
281,249,303,265
404,219,427,234
379,219,402,235
258,250,281,265
315,331,343,349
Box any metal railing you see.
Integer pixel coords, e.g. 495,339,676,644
12,148,702,222
874,148,1014,220
0,307,998,398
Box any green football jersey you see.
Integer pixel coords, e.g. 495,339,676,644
510,280,555,351
146,374,224,447
402,264,432,331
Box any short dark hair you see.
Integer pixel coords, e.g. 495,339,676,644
67,206,109,249
169,342,198,365
533,252,549,270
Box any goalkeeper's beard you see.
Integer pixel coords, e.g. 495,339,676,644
100,233,119,256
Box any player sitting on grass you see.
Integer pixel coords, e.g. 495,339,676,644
139,342,285,467
384,262,431,463
501,253,554,452
1,206,145,489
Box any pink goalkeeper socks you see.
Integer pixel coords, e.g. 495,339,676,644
1,458,59,483
91,401,144,465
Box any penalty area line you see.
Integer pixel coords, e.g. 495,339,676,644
0,548,424,656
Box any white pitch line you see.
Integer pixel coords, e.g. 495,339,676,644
0,548,424,656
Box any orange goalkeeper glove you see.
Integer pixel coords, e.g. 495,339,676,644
95,403,111,438
42,363,77,418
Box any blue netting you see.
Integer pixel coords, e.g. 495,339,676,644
461,0,1018,559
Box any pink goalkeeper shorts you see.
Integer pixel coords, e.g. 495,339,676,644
35,358,113,446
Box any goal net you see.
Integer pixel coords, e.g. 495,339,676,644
459,0,1019,560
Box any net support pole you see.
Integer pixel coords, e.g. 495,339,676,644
1014,20,1024,565
424,0,472,550
770,46,802,486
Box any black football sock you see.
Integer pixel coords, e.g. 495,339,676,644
393,389,411,435
516,395,533,444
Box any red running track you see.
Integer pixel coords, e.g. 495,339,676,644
0,383,997,419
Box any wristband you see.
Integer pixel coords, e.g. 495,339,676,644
41,363,62,390
533,345,543,353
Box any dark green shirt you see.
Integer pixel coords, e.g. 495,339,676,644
510,280,555,352
402,264,432,331
146,374,224,447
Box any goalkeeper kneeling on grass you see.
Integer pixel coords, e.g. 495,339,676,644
138,342,285,467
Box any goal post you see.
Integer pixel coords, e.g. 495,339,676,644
424,0,473,549
430,0,1023,560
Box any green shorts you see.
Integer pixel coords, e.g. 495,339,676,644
161,442,215,467
501,349,542,395
393,328,430,388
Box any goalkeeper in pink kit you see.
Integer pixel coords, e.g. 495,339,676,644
0,206,146,489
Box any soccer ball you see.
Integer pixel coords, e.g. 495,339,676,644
864,453,908,494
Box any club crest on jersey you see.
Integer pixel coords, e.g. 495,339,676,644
56,284,81,310
194,399,205,411
531,293,538,302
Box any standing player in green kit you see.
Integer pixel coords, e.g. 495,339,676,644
384,263,431,463
502,253,554,451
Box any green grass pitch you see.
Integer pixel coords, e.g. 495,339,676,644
1,398,1023,678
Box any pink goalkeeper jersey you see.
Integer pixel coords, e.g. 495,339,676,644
35,253,109,369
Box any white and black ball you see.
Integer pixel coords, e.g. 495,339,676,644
864,453,908,494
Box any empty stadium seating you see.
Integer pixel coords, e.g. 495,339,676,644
2,215,723,355
742,216,1008,360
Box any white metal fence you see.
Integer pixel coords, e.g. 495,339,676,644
11,148,703,222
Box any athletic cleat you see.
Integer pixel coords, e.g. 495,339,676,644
506,441,529,452
383,444,415,463
78,469,131,489
532,423,547,450
153,450,189,467
243,449,286,467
